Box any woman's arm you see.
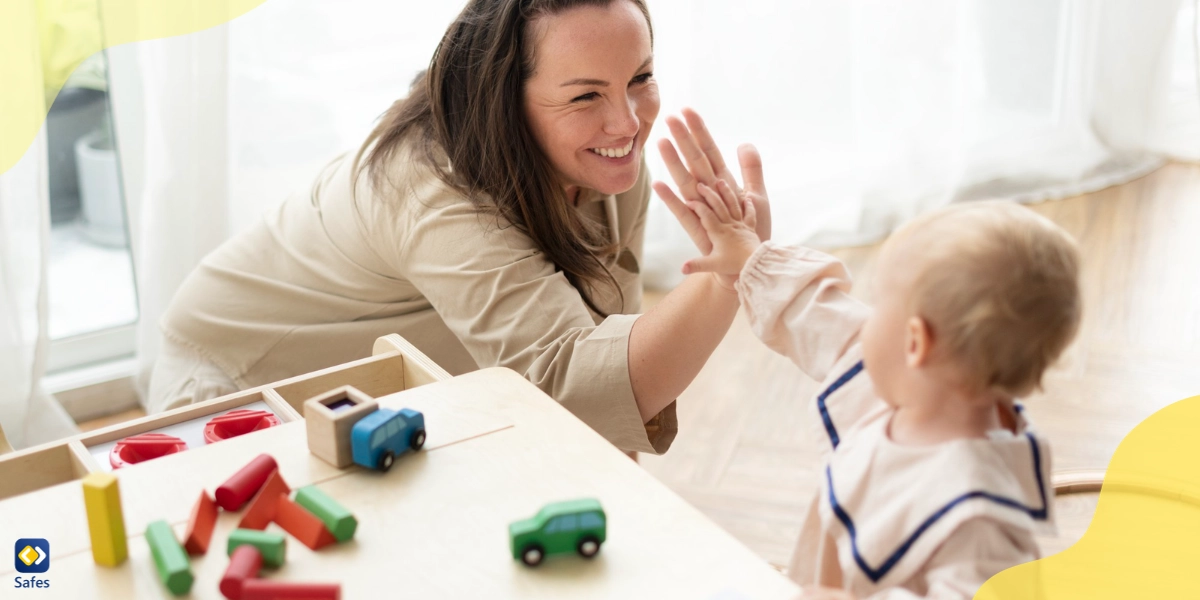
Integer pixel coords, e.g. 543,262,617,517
630,109,771,422
628,273,740,422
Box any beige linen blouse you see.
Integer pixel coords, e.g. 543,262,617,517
735,242,1053,598
161,141,676,454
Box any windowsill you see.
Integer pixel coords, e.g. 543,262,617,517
43,355,140,424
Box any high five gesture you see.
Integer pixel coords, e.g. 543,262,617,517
652,108,771,285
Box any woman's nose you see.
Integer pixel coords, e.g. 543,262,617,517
603,96,639,137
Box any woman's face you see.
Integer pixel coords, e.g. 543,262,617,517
523,1,659,197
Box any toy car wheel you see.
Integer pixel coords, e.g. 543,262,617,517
577,536,601,558
521,544,545,567
410,427,427,450
378,450,395,472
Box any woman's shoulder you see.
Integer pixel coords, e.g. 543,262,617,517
345,138,495,231
360,138,464,207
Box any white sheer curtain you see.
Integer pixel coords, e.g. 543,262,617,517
0,136,79,451
124,0,1199,389
125,25,235,400
642,0,1197,287
1,0,82,449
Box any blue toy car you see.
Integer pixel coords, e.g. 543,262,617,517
350,408,426,471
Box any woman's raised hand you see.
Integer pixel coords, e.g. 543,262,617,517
652,107,771,257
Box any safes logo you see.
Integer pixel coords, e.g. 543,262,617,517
13,538,51,590
14,539,49,574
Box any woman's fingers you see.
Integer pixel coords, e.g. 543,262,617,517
738,144,771,241
665,115,717,186
681,108,734,186
653,181,711,253
657,138,699,195
738,144,766,197
696,183,731,223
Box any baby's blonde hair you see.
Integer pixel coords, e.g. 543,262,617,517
884,201,1082,398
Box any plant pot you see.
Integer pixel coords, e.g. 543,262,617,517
74,129,127,247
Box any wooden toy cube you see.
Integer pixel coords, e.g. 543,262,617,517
303,386,378,468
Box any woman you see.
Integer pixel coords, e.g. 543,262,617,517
149,0,769,455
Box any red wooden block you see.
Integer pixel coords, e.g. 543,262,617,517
219,545,263,600
241,580,340,599
183,490,218,555
216,454,278,511
312,525,337,550
274,496,336,550
237,469,290,530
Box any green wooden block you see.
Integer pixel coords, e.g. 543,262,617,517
145,520,193,596
227,528,287,567
294,485,357,542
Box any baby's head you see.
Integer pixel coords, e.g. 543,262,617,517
861,201,1082,407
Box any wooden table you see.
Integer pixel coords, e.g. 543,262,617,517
0,367,799,598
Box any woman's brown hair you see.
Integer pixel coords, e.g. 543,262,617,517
354,0,653,316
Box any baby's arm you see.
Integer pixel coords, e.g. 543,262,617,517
734,242,869,382
664,157,869,383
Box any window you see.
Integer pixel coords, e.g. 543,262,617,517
552,515,578,533
580,512,604,529
371,428,386,448
45,50,138,373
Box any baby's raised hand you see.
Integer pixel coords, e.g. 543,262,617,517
651,108,771,289
681,179,762,277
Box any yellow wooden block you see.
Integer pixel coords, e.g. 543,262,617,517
82,473,128,566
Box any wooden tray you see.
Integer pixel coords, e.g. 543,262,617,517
0,333,450,500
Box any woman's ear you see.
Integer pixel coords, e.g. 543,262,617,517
905,316,933,368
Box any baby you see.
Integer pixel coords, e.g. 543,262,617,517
675,179,1081,599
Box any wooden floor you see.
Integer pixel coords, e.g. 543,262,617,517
639,162,1200,568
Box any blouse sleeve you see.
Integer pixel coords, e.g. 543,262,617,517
393,188,675,454
735,242,871,383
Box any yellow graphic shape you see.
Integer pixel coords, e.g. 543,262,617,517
1,0,268,175
977,394,1200,598
18,545,37,567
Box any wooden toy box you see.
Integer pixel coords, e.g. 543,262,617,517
0,334,449,501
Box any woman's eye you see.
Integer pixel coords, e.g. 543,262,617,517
572,92,599,103
631,72,653,85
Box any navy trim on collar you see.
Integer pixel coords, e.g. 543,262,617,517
817,360,864,449
826,432,1049,583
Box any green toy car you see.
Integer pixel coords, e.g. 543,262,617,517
509,498,606,567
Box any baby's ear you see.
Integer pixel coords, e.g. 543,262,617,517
904,316,934,368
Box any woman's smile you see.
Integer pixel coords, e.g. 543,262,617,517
588,138,636,159
586,136,639,169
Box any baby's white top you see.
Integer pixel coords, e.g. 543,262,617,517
735,242,1054,599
